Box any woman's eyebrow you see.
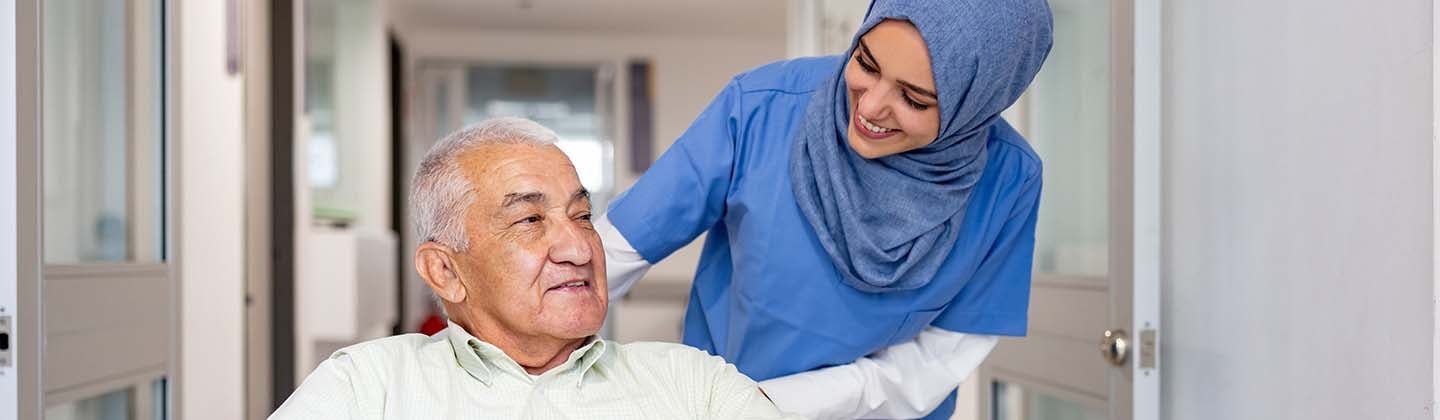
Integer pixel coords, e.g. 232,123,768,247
858,39,938,101
858,40,881,71
898,80,937,100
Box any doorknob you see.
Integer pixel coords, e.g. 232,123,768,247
1100,329,1129,366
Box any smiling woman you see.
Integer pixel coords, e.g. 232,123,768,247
843,20,941,159
598,0,1053,418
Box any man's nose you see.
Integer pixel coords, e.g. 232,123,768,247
548,218,593,266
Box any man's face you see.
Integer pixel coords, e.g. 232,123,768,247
448,143,608,341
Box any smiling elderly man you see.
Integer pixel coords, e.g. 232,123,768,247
271,117,795,419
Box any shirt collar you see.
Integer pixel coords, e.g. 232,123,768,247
443,320,609,387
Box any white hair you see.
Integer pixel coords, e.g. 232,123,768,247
410,117,559,251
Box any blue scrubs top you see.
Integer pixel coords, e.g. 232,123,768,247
607,56,1042,420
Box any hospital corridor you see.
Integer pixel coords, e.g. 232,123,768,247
1,0,1437,419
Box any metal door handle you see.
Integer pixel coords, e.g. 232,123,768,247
1101,329,1129,366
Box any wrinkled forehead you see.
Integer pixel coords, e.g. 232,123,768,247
456,144,580,205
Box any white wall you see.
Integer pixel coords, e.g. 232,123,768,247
179,1,245,419
1163,1,1433,419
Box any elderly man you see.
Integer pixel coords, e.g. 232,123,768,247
271,117,796,419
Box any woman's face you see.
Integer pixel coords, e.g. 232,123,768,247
843,19,941,159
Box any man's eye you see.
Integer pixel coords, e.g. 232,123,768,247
517,215,542,225
576,213,593,222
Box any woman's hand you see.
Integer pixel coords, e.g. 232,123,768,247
758,328,997,419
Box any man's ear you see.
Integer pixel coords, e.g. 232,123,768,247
415,242,468,304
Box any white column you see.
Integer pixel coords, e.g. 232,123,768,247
179,0,246,418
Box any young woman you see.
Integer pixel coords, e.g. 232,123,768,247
598,1,1052,418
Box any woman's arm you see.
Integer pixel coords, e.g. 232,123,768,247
597,214,652,299
602,78,743,279
758,328,997,419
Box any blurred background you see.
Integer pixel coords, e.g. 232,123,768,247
2,0,1436,420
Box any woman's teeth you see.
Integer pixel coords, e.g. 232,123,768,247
859,115,894,133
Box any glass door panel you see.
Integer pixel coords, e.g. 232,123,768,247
1023,0,1113,279
41,0,166,264
993,381,1106,420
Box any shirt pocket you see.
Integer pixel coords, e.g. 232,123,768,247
886,306,948,346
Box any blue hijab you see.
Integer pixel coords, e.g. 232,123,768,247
789,0,1053,293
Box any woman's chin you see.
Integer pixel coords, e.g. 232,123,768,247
846,129,893,159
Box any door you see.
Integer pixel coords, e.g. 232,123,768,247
9,0,178,418
979,0,1160,419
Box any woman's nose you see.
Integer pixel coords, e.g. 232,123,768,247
855,83,895,121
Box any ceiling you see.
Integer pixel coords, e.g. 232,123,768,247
386,0,788,38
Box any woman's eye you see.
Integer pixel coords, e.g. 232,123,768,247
854,54,879,74
903,95,931,111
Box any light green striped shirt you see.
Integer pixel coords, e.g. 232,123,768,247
270,322,799,419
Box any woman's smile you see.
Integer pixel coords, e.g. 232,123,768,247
853,111,903,141
842,20,942,158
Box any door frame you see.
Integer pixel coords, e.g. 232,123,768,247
976,0,1161,419
1130,0,1162,418
1432,0,1440,417
8,1,42,419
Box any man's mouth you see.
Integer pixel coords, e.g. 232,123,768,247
546,280,591,292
